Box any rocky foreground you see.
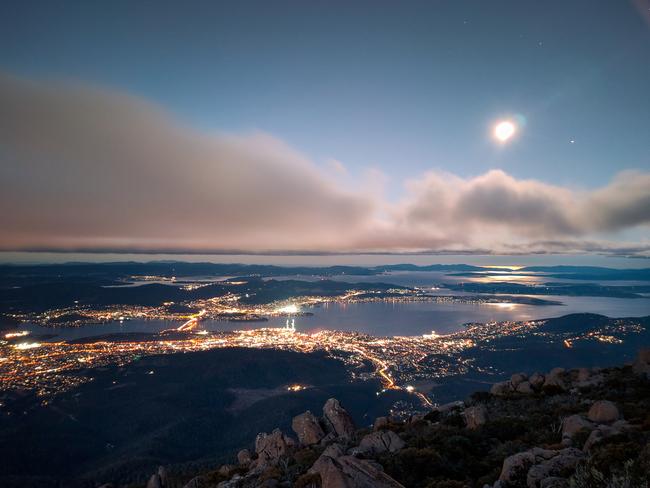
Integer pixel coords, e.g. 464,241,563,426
133,350,650,488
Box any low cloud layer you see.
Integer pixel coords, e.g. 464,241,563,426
1,73,649,257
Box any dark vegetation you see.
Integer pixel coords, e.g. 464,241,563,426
120,357,650,488
1,319,649,487
456,314,650,381
375,366,650,487
0,348,405,487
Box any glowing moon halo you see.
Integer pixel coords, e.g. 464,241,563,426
493,120,517,143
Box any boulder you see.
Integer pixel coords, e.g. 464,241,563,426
499,447,584,487
311,455,351,488
237,448,252,466
510,373,528,387
311,454,405,488
255,429,293,466
529,373,545,389
292,411,325,446
516,381,534,394
499,448,556,485
582,422,628,452
358,430,405,454
323,398,356,439
587,400,619,423
490,381,513,396
561,415,593,441
373,416,389,430
544,368,567,390
322,443,346,459
526,448,585,488
499,450,538,484
319,432,338,446
463,405,488,429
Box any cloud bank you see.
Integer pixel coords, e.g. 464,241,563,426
1,73,648,257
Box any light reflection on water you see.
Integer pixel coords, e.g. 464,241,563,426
23,293,650,341
269,271,649,287
16,271,650,341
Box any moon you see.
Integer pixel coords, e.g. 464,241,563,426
493,120,517,143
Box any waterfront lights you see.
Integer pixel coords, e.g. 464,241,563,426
5,331,30,339
276,304,299,314
14,342,41,350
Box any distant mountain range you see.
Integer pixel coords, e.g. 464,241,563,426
1,261,649,284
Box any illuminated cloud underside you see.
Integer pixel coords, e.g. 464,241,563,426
0,73,649,257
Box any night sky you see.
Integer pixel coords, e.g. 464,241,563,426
0,1,649,262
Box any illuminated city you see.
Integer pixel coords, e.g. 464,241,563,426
2,305,644,405
1,2,650,486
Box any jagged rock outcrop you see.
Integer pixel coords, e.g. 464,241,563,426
292,410,325,446
323,398,356,439
237,448,252,466
255,428,294,466
168,354,649,488
146,473,163,488
489,363,615,401
311,454,405,488
587,400,619,423
322,442,346,459
358,430,405,454
144,466,170,488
